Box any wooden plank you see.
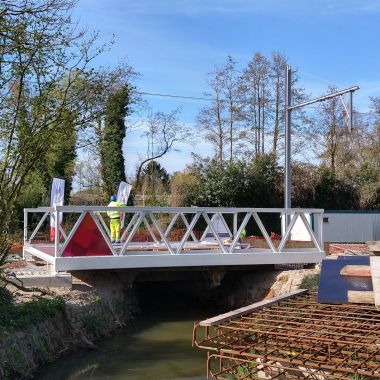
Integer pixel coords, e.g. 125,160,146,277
199,289,308,326
370,256,380,310
367,240,380,256
340,265,371,277
347,290,374,304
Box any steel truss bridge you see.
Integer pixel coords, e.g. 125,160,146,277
23,206,325,273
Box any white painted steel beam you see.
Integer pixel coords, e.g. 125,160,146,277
299,212,322,251
278,212,300,252
120,213,139,242
28,212,49,242
23,245,55,264
202,212,227,253
97,212,110,236
180,213,199,242
89,211,117,256
54,250,325,271
57,211,87,257
119,212,144,256
25,206,324,214
230,212,252,252
164,213,179,237
143,215,159,243
252,212,277,253
149,212,175,254
176,212,202,254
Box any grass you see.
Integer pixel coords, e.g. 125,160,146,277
0,296,64,333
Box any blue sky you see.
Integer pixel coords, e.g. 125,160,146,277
74,0,380,176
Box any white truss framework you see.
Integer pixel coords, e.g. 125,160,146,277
23,206,325,272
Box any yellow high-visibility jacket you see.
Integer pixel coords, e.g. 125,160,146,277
107,201,125,219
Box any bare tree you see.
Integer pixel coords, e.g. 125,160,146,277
270,52,287,158
197,56,243,163
135,109,190,184
241,53,271,156
310,86,346,174
197,67,227,163
221,56,243,163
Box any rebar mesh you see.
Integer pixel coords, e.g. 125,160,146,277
193,292,380,379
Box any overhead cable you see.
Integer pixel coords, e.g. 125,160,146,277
136,91,215,102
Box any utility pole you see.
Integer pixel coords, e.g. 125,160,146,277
350,91,353,133
284,66,292,217
284,66,359,226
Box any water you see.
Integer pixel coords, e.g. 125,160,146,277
35,283,212,380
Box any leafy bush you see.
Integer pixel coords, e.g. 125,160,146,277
300,274,320,292
171,155,283,234
315,168,360,210
0,287,13,306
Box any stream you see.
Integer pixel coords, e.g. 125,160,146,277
34,281,216,380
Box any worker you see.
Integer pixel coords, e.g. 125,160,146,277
107,195,125,243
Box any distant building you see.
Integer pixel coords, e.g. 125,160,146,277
282,211,380,243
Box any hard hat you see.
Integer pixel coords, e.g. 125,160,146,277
110,195,116,201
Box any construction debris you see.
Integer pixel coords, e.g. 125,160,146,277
367,240,380,256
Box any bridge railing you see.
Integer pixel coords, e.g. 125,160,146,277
23,206,324,257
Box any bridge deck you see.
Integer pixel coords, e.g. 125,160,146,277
23,206,325,272
24,242,324,271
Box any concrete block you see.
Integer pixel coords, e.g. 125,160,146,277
7,274,72,288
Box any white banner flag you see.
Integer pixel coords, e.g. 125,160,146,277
50,178,65,241
117,181,132,228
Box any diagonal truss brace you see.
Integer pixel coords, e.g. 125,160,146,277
119,212,144,256
149,212,175,254
176,212,202,254
28,212,49,242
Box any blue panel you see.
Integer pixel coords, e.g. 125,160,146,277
317,256,372,304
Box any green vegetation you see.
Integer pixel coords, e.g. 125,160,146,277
82,313,106,336
0,1,138,274
0,287,13,306
99,86,131,197
0,297,64,333
300,274,320,292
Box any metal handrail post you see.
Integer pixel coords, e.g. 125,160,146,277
233,213,238,240
318,212,324,252
23,209,28,259
54,208,59,258
299,212,322,252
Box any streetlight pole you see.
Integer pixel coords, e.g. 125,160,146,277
283,66,359,228
284,66,292,222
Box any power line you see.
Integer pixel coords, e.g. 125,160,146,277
298,70,343,88
136,91,216,102
137,89,380,116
